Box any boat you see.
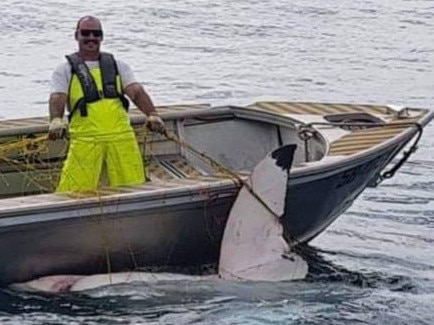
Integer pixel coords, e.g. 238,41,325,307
0,101,432,285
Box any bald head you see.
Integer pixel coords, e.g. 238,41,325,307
74,16,104,59
75,16,102,31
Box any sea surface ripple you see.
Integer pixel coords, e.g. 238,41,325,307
0,0,433,324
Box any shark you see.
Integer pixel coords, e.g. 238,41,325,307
11,144,308,293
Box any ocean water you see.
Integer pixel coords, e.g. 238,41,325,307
0,0,433,324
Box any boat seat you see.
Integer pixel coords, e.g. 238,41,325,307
147,157,202,181
147,156,242,184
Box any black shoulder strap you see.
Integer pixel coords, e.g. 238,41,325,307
99,52,129,110
65,53,100,103
99,52,119,98
65,52,129,120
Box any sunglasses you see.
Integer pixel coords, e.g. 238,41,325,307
80,29,103,37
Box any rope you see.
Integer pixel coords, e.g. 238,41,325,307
0,135,55,193
163,130,282,220
377,123,423,184
0,135,48,156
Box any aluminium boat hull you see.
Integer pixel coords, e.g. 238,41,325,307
0,102,432,285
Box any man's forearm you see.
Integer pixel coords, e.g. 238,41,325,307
125,83,158,116
49,93,67,120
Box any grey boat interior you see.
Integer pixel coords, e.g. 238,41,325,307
0,101,427,201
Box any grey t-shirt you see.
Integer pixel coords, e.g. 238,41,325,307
50,59,137,94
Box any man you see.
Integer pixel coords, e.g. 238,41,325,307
48,16,165,193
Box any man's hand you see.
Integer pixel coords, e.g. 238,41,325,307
124,83,165,134
48,117,67,140
146,114,166,134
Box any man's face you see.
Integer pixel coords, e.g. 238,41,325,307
76,19,103,53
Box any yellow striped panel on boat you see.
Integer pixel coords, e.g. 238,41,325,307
328,124,409,156
247,101,395,116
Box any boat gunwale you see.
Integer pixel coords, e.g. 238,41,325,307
0,177,241,219
0,102,432,213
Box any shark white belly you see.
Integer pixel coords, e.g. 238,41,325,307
218,144,308,281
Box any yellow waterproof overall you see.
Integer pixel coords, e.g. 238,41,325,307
56,67,145,193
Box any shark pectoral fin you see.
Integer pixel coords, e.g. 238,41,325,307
221,252,308,282
219,144,308,281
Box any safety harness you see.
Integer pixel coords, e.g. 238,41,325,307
66,52,129,120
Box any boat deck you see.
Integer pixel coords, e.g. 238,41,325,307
248,101,427,156
328,123,414,156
